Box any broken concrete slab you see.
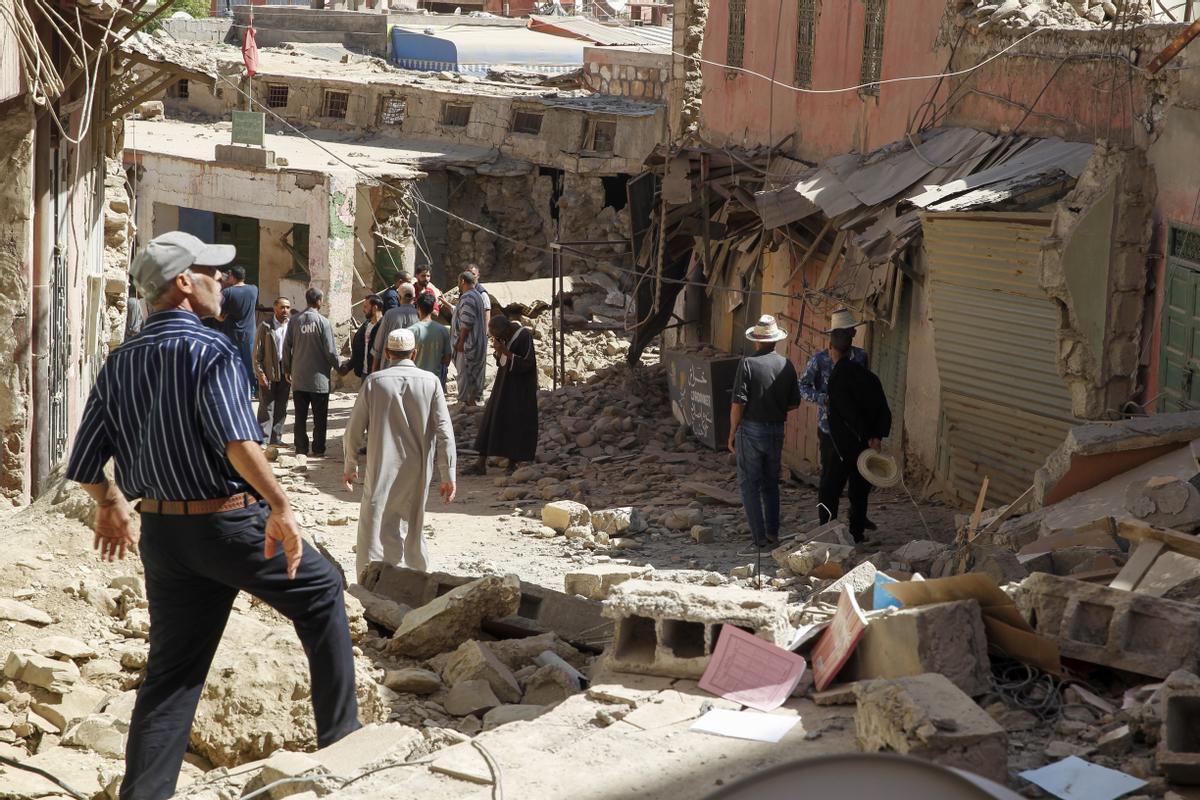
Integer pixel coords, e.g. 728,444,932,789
1138,551,1200,598
893,540,951,573
816,562,878,604
602,580,790,679
784,542,856,577
444,679,501,717
484,632,590,672
243,750,331,799
1013,572,1200,678
32,684,108,731
854,673,1008,785
1035,413,1200,507
482,704,547,730
0,599,52,626
1158,673,1200,784
591,507,647,535
441,641,523,703
843,600,991,696
1125,476,1200,532
32,636,96,661
521,664,579,706
564,563,653,601
63,713,126,759
388,574,521,659
3,650,80,692
365,563,611,651
542,500,591,532
311,723,423,777
346,584,410,632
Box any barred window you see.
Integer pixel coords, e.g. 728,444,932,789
860,0,886,96
176,79,189,99
512,110,544,135
727,0,746,70
442,103,472,126
322,90,349,119
795,0,817,88
266,84,289,109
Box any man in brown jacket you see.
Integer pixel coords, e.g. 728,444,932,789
254,296,292,445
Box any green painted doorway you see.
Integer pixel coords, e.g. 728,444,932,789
1159,223,1200,413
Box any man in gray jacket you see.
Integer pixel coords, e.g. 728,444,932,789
283,288,342,457
254,296,292,445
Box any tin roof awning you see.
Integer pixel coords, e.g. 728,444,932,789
528,14,672,46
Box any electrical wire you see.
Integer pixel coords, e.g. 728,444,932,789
0,754,89,800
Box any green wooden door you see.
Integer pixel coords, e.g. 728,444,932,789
1160,224,1200,412
214,213,260,286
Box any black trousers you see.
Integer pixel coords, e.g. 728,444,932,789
292,390,329,455
257,379,290,445
121,502,360,800
817,430,872,541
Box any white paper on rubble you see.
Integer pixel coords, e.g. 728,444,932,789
690,709,800,743
788,621,829,651
1019,756,1146,800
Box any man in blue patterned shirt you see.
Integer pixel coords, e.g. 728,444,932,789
799,309,873,537
66,232,359,800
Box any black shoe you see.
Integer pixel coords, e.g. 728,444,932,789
765,534,780,547
864,518,878,531
736,544,768,557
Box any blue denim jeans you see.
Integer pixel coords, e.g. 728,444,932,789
736,420,785,545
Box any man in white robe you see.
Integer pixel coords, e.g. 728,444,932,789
343,328,456,581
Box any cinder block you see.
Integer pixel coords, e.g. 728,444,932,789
843,600,991,696
854,673,1008,785
214,144,277,169
1159,682,1200,784
601,580,790,679
362,563,611,651
1014,572,1200,678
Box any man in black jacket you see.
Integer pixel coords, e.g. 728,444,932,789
825,329,892,543
345,295,383,379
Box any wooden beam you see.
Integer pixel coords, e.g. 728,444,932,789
785,218,832,287
106,72,180,123
1109,540,1165,592
1118,518,1200,561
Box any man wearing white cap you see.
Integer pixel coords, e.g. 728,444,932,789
343,326,457,581
728,315,801,554
799,308,873,538
65,232,359,798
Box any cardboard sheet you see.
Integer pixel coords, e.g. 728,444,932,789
698,626,808,712
1019,756,1146,800
690,709,801,743
810,587,868,691
885,573,1062,676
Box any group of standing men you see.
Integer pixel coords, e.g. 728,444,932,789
728,310,892,555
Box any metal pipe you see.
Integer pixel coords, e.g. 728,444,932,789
1146,17,1200,74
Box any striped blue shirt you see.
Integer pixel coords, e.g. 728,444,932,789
65,310,263,501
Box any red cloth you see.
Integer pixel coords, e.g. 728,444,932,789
242,26,259,76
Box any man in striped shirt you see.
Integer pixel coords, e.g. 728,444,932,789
66,232,359,800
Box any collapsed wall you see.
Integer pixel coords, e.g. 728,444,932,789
1041,145,1155,419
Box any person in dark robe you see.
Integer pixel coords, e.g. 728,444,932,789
470,315,538,476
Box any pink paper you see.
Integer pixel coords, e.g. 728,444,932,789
698,625,808,712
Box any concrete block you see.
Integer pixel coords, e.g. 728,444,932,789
1014,572,1200,678
32,684,108,730
843,601,991,696
542,500,591,532
214,144,277,169
854,673,1008,785
970,546,1028,586
564,564,652,600
388,574,521,659
312,723,423,777
893,540,950,572
816,562,878,604
1159,682,1200,783
365,563,611,651
441,641,522,703
444,679,501,717
482,704,546,730
521,664,579,706
785,542,856,577
601,580,790,679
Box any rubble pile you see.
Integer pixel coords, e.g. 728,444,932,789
955,0,1155,29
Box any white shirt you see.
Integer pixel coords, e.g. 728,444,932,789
272,318,288,360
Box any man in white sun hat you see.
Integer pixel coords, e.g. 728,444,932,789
343,326,457,582
728,314,801,554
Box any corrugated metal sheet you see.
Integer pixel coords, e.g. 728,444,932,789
924,212,1076,504
528,15,672,46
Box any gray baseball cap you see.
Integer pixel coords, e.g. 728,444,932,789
131,231,236,297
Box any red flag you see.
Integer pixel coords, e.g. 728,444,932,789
242,25,259,77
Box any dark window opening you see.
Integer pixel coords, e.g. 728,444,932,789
601,174,629,211
176,79,189,99
727,0,746,69
586,120,618,154
323,90,349,119
380,96,407,126
796,0,817,88
512,110,544,135
442,103,472,126
266,84,289,109
860,0,886,96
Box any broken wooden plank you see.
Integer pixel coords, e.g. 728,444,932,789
1109,539,1166,592
1118,518,1200,561
681,481,742,506
977,485,1035,538
964,476,990,543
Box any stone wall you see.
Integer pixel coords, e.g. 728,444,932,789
0,101,34,505
582,48,670,101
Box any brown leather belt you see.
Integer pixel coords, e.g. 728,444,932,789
138,492,258,516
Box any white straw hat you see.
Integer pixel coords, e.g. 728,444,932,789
857,449,900,489
745,314,788,343
825,308,864,333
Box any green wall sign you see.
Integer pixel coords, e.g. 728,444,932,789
231,110,265,147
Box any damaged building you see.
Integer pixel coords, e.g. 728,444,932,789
122,35,667,321
636,0,1200,507
0,0,154,505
